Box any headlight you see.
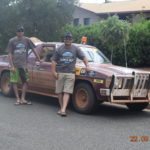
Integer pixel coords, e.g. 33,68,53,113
105,77,112,88
87,71,96,77
80,68,86,74
114,77,123,88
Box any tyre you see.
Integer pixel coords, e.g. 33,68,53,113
126,102,149,111
0,71,14,97
72,82,97,114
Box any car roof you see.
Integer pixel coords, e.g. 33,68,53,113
30,37,96,49
38,42,96,49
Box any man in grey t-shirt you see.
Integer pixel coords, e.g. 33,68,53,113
7,25,41,105
51,32,89,116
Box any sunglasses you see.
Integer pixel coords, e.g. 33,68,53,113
64,37,72,40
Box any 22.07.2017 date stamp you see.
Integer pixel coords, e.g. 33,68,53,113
129,136,150,142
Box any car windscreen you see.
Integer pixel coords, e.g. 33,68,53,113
79,47,110,64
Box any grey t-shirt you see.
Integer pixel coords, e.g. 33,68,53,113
7,36,35,68
51,44,85,73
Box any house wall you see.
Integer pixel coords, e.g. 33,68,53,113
72,7,100,26
72,6,150,26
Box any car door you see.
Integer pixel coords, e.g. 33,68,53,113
26,48,39,91
31,45,56,96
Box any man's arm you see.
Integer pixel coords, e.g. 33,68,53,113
7,40,15,71
8,53,15,71
83,57,90,71
51,48,59,79
76,46,90,71
27,38,41,62
32,48,41,62
51,60,58,79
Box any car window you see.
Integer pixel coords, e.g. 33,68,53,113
40,46,55,62
28,45,43,58
79,47,110,64
28,45,55,62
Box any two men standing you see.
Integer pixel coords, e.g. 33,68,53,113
7,26,89,116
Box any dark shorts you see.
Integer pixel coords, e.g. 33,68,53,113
10,68,29,83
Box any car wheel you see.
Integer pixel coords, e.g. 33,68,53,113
126,102,149,111
0,71,14,97
72,82,97,114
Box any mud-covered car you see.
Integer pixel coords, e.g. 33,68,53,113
0,38,150,114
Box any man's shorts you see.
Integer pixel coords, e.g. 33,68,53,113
55,73,75,94
10,68,29,83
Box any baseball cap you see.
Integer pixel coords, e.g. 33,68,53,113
64,32,72,38
17,25,24,32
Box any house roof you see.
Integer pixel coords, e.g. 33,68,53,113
80,0,150,14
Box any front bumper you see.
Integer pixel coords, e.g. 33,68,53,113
100,72,150,103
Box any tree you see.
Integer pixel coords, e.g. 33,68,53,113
17,0,76,40
127,20,150,67
0,0,77,53
100,15,130,66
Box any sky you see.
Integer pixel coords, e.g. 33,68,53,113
79,0,129,3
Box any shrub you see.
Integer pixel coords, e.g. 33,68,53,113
127,20,150,67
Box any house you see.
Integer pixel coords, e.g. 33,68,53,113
73,0,150,26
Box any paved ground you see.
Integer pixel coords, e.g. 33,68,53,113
0,93,150,150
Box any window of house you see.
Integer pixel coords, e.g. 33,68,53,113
73,18,79,26
84,18,90,25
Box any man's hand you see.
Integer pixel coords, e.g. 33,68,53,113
35,59,44,65
52,72,58,80
39,59,44,64
10,66,16,73
85,65,90,72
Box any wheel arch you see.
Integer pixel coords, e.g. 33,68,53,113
0,69,10,88
74,79,98,101
74,79,96,97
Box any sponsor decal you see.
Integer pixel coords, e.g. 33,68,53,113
93,79,104,84
75,67,81,75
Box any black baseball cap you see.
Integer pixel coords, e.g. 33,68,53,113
17,25,24,32
64,32,72,38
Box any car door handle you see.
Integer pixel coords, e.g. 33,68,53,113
39,68,45,71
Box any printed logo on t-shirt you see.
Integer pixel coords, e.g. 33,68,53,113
60,51,74,64
14,43,26,54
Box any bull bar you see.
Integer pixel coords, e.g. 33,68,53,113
100,72,150,103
